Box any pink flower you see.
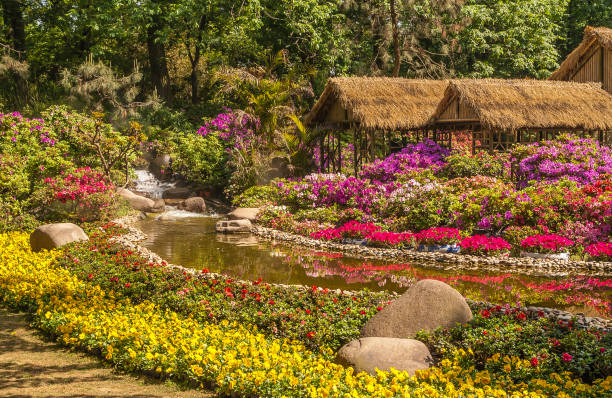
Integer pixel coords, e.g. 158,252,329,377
562,353,573,362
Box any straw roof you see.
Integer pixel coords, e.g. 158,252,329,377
430,79,612,131
304,77,448,130
550,26,612,81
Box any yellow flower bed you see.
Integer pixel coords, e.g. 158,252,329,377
1,232,610,397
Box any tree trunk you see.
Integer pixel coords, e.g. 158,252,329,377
146,15,171,101
390,0,400,77
1,0,26,53
188,14,207,104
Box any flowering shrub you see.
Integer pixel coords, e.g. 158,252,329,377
459,235,512,256
521,234,575,254
511,135,612,188
585,243,612,262
197,109,261,152
310,221,382,242
414,227,463,246
365,231,414,248
437,151,507,179
359,139,450,182
45,167,114,202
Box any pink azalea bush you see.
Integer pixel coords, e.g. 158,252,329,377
414,227,463,246
365,231,414,248
45,167,114,202
310,221,382,242
584,242,612,262
521,234,574,254
459,235,512,256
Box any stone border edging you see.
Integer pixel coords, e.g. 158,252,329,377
251,226,612,275
108,215,612,331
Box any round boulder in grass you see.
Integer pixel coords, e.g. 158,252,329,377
361,279,472,339
30,223,88,252
336,337,432,376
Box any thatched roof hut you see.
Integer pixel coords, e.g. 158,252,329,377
550,26,612,94
431,79,612,131
305,77,448,130
430,79,612,151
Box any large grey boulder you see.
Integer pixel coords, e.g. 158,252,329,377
361,279,473,339
336,337,432,376
215,219,252,233
30,223,88,252
178,197,206,213
162,187,192,200
118,188,164,213
228,208,260,222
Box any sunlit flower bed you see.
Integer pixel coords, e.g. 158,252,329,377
1,229,612,397
241,137,612,261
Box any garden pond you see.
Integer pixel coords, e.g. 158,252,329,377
137,216,612,319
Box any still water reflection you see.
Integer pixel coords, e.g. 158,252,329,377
137,217,612,318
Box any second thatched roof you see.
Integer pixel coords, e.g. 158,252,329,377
430,79,612,131
304,77,448,130
550,26,612,81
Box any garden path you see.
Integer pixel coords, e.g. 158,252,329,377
0,309,213,398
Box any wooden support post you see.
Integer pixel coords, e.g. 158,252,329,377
337,130,342,172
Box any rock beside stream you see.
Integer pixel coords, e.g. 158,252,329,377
162,187,192,200
118,188,165,213
178,197,206,213
215,219,252,233
228,208,260,222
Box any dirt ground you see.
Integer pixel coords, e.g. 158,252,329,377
0,308,213,398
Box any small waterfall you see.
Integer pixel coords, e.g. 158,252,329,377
132,169,176,199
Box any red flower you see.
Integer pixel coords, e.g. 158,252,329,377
305,309,311,315
601,347,606,353
268,300,275,305
515,312,526,320
201,268,209,273
87,273,93,279
553,339,560,347
306,331,316,339
376,306,383,311
124,283,131,288
530,357,539,367
562,353,573,362
480,309,491,319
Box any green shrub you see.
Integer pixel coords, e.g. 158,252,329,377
233,185,280,207
294,206,341,224
437,152,506,180
0,198,38,233
171,132,229,188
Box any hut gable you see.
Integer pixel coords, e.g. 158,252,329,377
430,79,612,131
550,26,612,93
304,77,448,130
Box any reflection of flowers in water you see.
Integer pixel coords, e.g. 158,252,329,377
276,246,612,318
299,256,416,288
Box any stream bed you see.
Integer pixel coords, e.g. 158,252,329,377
137,216,612,319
